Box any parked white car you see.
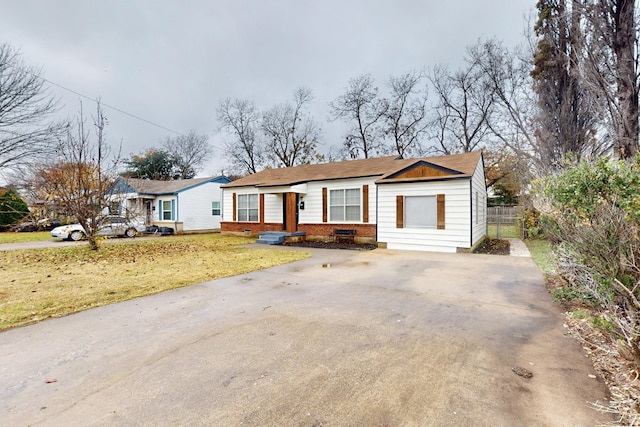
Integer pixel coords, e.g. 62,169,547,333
51,216,146,241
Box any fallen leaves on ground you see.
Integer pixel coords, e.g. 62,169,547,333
565,312,640,426
473,238,510,255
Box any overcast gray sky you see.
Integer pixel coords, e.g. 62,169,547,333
2,0,534,177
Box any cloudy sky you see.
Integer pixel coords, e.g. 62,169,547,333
2,0,534,177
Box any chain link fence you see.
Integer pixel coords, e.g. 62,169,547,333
487,206,523,239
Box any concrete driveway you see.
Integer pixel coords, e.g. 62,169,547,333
1,247,611,426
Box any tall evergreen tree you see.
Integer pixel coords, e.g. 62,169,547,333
532,0,596,168
0,188,29,229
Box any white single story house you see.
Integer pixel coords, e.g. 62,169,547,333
221,152,487,252
111,176,231,233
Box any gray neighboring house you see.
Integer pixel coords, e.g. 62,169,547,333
111,176,231,233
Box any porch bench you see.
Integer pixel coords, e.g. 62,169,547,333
332,228,356,243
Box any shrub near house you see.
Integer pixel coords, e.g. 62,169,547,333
539,157,640,369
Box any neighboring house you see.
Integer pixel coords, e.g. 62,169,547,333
221,152,486,253
111,176,231,232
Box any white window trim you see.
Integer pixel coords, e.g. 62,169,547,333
329,188,361,222
212,201,221,216
162,200,173,221
405,195,437,228
237,194,259,222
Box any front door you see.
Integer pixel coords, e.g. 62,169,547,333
282,192,299,232
146,201,153,225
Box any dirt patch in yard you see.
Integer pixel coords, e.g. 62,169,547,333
473,238,510,255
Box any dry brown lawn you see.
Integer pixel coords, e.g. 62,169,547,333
0,234,310,330
0,231,52,244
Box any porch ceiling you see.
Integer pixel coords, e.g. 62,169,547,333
257,183,308,194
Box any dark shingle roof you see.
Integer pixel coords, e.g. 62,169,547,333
223,152,482,188
123,176,230,195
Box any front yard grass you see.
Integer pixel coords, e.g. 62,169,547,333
0,234,310,330
0,231,53,244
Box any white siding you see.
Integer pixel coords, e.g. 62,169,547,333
377,179,471,253
176,182,225,230
221,189,282,224
222,188,234,222
222,187,259,224
471,159,487,245
300,177,377,225
263,193,283,223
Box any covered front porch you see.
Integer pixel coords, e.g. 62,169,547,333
222,184,308,235
257,183,307,233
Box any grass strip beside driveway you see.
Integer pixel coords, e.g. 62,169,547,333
524,239,554,276
0,231,52,244
0,234,310,330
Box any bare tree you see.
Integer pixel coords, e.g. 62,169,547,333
382,71,429,158
329,74,387,159
581,0,639,159
261,87,321,167
217,98,263,174
34,102,120,250
428,59,496,155
0,43,63,173
468,40,541,166
161,130,212,179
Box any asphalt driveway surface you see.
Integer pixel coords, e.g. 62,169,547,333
1,247,611,426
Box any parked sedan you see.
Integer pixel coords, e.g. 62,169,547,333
51,216,146,241
10,218,62,232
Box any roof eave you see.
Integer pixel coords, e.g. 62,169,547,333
375,174,472,184
223,173,386,189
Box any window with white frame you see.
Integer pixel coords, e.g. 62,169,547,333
329,189,360,222
405,196,436,228
212,201,221,216
237,194,258,222
162,200,172,220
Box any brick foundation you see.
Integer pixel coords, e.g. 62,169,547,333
298,223,377,244
221,221,377,243
221,222,282,236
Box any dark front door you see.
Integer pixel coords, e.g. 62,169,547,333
282,192,299,232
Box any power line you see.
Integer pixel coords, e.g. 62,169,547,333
8,62,187,136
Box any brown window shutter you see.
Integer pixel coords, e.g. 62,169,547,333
362,185,369,223
232,193,237,221
396,195,404,228
437,194,445,229
259,194,265,226
322,187,327,223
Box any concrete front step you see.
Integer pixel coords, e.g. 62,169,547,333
256,231,306,245
256,236,285,245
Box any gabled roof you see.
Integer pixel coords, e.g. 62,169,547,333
116,176,231,196
223,152,482,188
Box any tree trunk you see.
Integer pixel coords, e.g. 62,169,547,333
614,0,639,158
87,236,99,251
